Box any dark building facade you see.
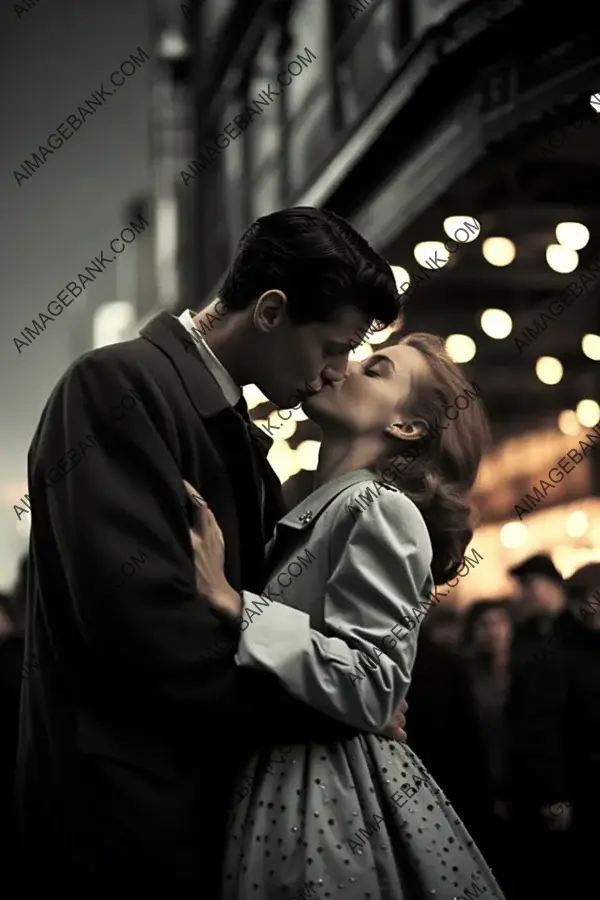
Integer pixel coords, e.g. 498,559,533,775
179,0,600,570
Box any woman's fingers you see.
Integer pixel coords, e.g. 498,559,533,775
183,479,205,507
183,479,207,530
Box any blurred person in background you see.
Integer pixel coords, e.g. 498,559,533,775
534,562,600,894
406,613,493,860
421,603,464,650
16,207,407,895
462,599,514,893
506,555,569,900
508,554,565,664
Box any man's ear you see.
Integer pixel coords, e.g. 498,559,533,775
385,419,429,442
253,290,288,332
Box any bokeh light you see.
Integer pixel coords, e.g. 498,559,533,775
482,237,515,266
480,309,512,339
535,356,563,385
445,334,476,363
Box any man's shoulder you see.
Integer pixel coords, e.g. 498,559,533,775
58,335,158,390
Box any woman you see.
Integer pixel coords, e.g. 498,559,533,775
186,333,504,899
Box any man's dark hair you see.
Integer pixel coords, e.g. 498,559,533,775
218,207,403,328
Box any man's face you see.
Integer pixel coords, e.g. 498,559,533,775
471,608,512,653
524,576,565,616
254,303,374,410
428,618,462,650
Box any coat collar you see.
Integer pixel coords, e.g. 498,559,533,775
139,312,275,454
140,311,230,418
280,468,381,531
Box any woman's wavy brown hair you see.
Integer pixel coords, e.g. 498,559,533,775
382,332,490,585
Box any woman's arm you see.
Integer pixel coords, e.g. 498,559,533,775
234,486,434,733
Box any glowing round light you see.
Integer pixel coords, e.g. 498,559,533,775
368,324,396,345
480,308,512,339
555,222,589,250
546,244,578,274
442,217,481,243
159,28,188,59
350,341,374,362
414,241,449,270
445,334,476,363
390,265,411,294
501,522,528,549
576,399,600,427
535,356,563,385
296,440,321,471
558,410,580,436
566,510,589,538
582,333,600,360
482,237,515,267
243,384,269,410
266,441,300,484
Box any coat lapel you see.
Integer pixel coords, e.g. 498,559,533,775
139,311,268,592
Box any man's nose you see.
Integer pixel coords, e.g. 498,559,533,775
323,361,349,384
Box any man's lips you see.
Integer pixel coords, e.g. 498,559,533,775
297,383,324,400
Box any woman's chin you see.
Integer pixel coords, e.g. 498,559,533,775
301,391,330,423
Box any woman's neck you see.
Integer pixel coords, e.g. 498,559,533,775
313,437,382,489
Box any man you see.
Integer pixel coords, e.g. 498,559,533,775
542,562,600,892
506,554,568,899
508,553,565,669
16,207,404,893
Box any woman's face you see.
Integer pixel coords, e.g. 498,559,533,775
302,343,430,440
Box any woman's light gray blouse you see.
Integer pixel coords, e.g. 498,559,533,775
234,467,434,732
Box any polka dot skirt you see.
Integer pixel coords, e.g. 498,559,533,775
222,735,506,899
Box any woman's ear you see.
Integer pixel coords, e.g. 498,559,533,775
385,419,429,442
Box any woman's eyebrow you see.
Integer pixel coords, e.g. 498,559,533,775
367,353,396,372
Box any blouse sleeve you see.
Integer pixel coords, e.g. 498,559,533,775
234,487,434,733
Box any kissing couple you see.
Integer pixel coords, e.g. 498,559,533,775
18,207,504,899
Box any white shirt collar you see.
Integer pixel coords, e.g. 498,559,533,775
176,309,241,407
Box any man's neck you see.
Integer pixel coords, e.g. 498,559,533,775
192,300,247,386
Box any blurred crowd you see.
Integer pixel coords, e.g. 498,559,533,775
0,552,598,897
407,554,600,898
